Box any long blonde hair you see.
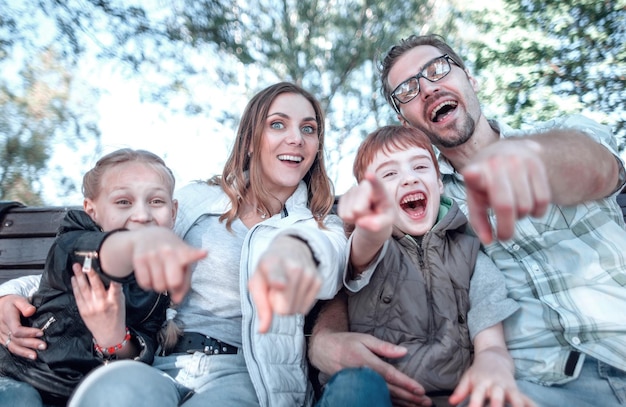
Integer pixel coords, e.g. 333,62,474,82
210,82,335,229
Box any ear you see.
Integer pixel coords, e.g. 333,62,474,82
398,114,410,128
466,70,479,93
84,198,96,220
171,199,179,225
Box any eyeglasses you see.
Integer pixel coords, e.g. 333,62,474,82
390,54,457,113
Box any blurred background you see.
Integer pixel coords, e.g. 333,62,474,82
1,0,624,205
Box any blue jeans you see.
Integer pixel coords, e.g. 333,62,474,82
69,350,259,406
316,367,392,407
516,356,626,406
0,376,44,407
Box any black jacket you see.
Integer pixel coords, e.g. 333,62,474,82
0,210,168,405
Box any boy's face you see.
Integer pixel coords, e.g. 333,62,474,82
84,161,177,232
367,146,443,237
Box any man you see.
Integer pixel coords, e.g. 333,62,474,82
309,34,626,407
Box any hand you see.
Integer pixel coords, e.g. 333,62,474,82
131,228,208,303
249,235,321,333
449,347,536,407
461,139,550,244
71,263,127,352
0,294,45,359
338,173,395,234
309,329,431,406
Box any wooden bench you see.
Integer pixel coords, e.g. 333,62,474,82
0,203,80,285
3,189,626,283
3,190,626,284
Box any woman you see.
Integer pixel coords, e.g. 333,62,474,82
67,82,347,406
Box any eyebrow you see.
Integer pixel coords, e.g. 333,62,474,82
399,54,443,85
267,112,317,123
374,153,433,172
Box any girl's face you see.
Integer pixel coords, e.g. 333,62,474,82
367,145,443,237
84,161,177,231
256,93,319,201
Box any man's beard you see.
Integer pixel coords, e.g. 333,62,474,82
427,112,476,149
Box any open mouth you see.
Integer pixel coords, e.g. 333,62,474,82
278,155,303,163
400,192,427,218
430,100,458,123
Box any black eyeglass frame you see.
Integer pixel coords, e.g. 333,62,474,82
390,54,458,114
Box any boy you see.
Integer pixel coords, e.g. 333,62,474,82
336,125,531,406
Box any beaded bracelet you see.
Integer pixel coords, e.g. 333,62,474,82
94,327,131,359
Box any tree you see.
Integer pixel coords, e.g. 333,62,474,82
460,0,626,148
0,1,100,204
3,0,462,200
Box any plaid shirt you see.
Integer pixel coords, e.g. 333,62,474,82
440,114,626,385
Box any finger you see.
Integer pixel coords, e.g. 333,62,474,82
390,385,431,406
364,173,390,207
481,166,516,242
487,386,505,407
84,264,107,296
71,276,85,310
528,162,551,218
108,281,123,298
463,167,495,244
165,248,207,294
448,374,470,405
338,182,375,221
5,338,44,360
362,349,425,397
297,273,321,315
4,325,46,359
248,272,272,333
71,264,90,301
12,297,37,320
467,384,489,407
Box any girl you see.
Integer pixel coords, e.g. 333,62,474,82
68,82,348,407
0,149,205,406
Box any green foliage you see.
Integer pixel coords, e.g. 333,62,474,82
0,1,101,204
464,0,625,147
4,0,623,203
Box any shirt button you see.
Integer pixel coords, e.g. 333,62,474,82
382,296,392,304
512,244,520,251
571,336,581,345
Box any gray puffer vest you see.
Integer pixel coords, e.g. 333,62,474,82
348,197,479,393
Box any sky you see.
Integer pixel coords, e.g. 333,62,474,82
43,65,358,205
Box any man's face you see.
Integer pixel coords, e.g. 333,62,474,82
387,45,483,150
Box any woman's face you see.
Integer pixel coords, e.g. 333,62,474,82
256,92,319,201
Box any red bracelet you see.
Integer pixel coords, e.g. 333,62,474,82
94,327,131,358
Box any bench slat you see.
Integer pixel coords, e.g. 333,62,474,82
0,207,71,238
0,236,56,267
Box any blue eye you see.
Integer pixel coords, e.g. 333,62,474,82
270,121,285,129
302,125,316,134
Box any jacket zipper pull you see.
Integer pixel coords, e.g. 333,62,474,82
75,251,99,273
